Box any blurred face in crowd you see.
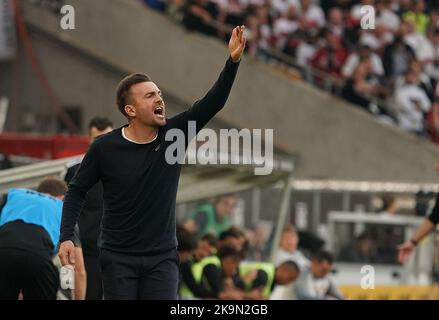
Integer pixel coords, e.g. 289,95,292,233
328,8,343,26
194,239,214,260
221,256,241,277
126,81,166,127
219,236,242,252
359,46,372,60
89,125,113,143
311,259,333,279
280,230,299,253
215,196,238,218
414,0,425,13
276,264,299,285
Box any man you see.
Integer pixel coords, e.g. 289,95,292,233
183,194,238,238
181,245,244,299
58,26,246,300
399,159,439,264
293,250,343,300
237,260,300,299
64,117,113,300
273,225,310,271
0,178,86,300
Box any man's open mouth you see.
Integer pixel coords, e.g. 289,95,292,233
154,106,164,116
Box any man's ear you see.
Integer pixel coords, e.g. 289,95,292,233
124,105,136,118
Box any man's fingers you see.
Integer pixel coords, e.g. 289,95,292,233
59,251,70,266
232,26,238,38
68,248,76,265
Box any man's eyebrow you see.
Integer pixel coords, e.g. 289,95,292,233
144,90,162,96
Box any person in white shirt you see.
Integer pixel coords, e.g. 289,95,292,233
342,43,384,79
394,69,431,134
300,0,325,29
273,225,310,271
294,250,343,300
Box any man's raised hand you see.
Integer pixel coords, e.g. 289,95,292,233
229,25,246,63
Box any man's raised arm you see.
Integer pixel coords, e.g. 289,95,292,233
170,26,246,131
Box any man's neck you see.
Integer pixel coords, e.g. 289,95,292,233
124,122,158,144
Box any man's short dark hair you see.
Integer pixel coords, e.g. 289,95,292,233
218,245,242,260
116,73,151,117
200,233,217,247
37,177,67,197
312,250,334,264
279,260,299,273
88,117,113,131
219,227,243,241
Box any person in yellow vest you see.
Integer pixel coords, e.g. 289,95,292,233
183,195,238,238
181,245,245,299
179,233,218,299
237,260,300,299
402,0,430,34
176,225,198,299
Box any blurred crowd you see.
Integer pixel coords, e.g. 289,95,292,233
141,0,439,142
177,194,343,300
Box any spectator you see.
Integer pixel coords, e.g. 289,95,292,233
338,232,377,263
183,194,238,238
273,5,299,50
378,194,399,216
310,28,348,82
273,225,310,271
295,29,319,71
300,0,326,29
326,7,345,38
382,26,415,81
403,0,430,34
294,250,343,300
182,0,220,37
376,0,401,33
342,57,388,114
341,42,384,79
393,69,431,134
271,0,300,17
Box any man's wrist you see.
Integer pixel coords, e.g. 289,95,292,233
230,55,241,63
410,238,419,247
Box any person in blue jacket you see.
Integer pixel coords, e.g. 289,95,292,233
0,177,85,300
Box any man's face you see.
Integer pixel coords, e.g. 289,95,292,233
89,126,113,143
194,240,213,260
216,196,238,218
280,231,298,253
127,81,166,127
220,237,242,252
276,266,299,285
311,260,333,279
222,257,241,277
